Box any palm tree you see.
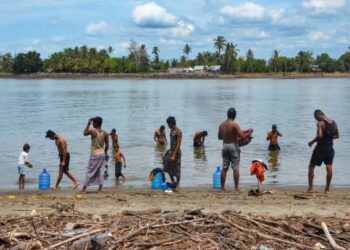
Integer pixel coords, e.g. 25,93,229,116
246,49,254,72
213,36,226,54
296,51,313,72
152,46,160,64
183,44,192,57
271,50,280,73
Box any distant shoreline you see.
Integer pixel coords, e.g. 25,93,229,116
0,72,350,80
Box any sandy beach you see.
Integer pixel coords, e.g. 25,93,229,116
1,185,349,218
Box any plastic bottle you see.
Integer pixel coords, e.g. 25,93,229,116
39,169,50,190
212,166,221,189
151,172,163,189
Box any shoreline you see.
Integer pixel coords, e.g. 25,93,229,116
1,185,349,217
1,72,350,80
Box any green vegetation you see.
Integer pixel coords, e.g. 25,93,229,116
0,37,350,74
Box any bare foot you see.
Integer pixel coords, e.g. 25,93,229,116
51,185,59,190
73,182,80,189
324,188,330,193
220,188,226,193
307,188,314,193
80,187,87,194
97,188,103,193
233,189,241,195
122,176,126,181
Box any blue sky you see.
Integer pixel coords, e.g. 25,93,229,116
0,0,349,60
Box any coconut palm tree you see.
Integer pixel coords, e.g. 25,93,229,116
152,46,160,64
271,50,280,73
183,44,192,58
296,51,313,72
107,46,113,55
213,36,226,55
246,49,254,72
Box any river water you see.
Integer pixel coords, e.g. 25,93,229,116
0,78,349,190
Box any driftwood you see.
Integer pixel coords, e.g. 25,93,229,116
321,222,346,250
1,208,349,249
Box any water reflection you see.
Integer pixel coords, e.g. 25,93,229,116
193,146,207,164
154,143,167,166
268,150,280,171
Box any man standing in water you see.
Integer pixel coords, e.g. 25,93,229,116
218,108,253,193
266,124,282,151
154,125,167,145
193,130,208,147
46,130,80,190
308,110,339,193
163,117,182,187
82,117,109,193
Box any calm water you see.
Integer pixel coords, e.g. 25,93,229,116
0,78,349,190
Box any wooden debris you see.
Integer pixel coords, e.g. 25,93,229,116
0,208,349,249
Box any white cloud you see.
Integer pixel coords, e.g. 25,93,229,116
220,2,265,21
269,9,284,23
159,38,183,45
85,21,112,36
308,31,330,41
50,35,65,42
132,2,178,28
30,39,40,45
170,22,194,37
234,28,270,39
302,0,346,13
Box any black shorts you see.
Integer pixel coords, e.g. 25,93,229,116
193,141,202,147
310,146,334,166
59,153,70,173
268,144,280,151
115,162,124,178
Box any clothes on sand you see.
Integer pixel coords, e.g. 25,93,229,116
59,152,70,173
268,144,280,151
163,149,181,178
222,143,240,171
84,154,106,186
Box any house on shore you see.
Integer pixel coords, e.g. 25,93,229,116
168,67,185,74
207,65,221,73
193,65,205,72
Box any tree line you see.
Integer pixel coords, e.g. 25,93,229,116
0,36,350,74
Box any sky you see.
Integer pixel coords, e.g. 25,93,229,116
0,0,349,60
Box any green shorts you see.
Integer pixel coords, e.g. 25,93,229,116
222,143,240,171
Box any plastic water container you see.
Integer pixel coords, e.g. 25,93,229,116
39,169,50,190
212,167,221,189
151,173,163,189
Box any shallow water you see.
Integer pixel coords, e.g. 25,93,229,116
0,78,349,190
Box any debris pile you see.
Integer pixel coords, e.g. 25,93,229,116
0,203,349,249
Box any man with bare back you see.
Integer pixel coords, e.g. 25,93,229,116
218,108,253,193
46,130,80,190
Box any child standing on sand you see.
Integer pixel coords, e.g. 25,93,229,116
114,148,126,180
17,143,32,189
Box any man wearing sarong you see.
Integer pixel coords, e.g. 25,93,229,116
163,116,182,187
81,116,109,193
308,110,339,193
218,108,253,194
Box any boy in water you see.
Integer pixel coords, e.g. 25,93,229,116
17,143,32,189
154,125,167,145
193,130,208,147
110,128,119,151
114,148,126,180
267,124,282,151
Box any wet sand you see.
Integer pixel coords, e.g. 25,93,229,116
1,185,349,218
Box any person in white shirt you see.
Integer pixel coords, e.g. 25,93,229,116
18,143,32,189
